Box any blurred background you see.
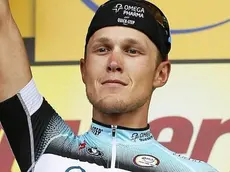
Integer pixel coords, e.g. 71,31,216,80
0,0,229,171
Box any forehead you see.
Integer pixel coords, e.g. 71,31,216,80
88,26,156,48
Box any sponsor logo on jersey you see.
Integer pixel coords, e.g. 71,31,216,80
65,166,86,172
133,154,160,167
173,152,203,163
131,131,153,142
91,126,103,136
87,147,104,157
78,141,87,150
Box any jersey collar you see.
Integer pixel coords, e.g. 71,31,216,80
88,119,155,144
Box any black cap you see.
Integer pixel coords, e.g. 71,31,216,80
85,0,171,60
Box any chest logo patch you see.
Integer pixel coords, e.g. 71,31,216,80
133,154,160,167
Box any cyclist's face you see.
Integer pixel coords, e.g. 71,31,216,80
81,26,170,114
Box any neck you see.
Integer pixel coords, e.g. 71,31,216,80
92,99,150,128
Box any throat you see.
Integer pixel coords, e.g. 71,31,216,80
92,107,148,129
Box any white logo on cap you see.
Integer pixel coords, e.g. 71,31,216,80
117,16,135,26
112,3,145,18
112,3,123,13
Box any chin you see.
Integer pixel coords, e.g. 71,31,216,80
94,96,128,114
86,88,150,114
88,95,145,115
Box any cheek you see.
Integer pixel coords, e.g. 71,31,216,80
85,58,105,85
85,68,96,86
128,59,155,92
130,58,154,80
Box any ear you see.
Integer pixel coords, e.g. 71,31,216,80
153,60,171,88
80,58,86,84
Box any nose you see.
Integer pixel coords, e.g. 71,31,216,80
107,51,123,73
107,61,122,73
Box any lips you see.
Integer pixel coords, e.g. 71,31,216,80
102,79,128,86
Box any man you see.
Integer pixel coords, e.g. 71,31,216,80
0,0,218,171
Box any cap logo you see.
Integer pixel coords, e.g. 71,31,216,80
112,3,123,13
112,3,145,18
117,16,135,25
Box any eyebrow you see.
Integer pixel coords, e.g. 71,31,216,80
92,37,143,46
123,38,141,46
92,37,112,44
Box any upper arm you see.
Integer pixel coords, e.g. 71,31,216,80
0,79,50,171
0,79,75,172
0,1,32,102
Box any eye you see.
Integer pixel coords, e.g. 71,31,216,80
98,47,107,53
95,47,110,55
125,48,140,56
127,48,138,54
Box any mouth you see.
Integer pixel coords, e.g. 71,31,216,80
101,80,128,86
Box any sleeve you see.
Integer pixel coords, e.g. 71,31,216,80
0,78,72,172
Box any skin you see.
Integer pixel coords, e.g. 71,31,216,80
80,26,171,128
0,0,32,102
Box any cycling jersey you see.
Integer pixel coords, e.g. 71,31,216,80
0,79,218,172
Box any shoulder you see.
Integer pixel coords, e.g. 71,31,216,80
150,140,219,172
172,153,219,172
0,78,44,116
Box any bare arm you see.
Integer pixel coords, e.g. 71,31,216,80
0,0,32,102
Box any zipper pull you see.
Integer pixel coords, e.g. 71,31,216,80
111,125,117,137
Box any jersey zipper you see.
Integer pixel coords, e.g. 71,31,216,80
111,125,117,169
